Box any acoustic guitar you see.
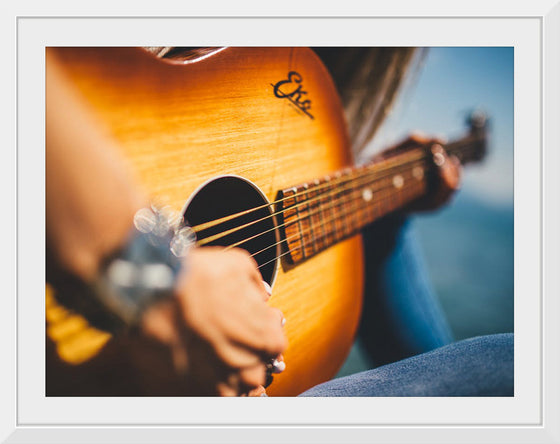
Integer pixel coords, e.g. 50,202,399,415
45,47,487,396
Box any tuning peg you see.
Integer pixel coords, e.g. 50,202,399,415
467,109,489,133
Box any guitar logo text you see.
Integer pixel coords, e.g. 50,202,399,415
272,71,314,120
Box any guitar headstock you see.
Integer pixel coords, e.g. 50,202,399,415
466,109,489,161
446,110,490,165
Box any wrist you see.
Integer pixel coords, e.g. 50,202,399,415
47,196,149,283
48,205,196,333
94,205,196,329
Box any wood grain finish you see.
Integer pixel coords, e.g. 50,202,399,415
47,47,364,396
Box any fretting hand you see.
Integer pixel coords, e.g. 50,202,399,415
381,133,462,212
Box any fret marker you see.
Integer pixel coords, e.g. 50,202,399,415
362,188,373,202
413,166,424,180
392,175,404,189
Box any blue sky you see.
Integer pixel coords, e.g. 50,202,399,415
365,47,514,208
363,47,515,341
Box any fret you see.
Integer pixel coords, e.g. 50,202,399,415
302,183,318,255
336,170,353,238
311,179,327,250
340,169,353,235
350,170,361,234
348,169,361,235
354,167,368,230
363,164,377,224
294,185,314,259
392,173,404,209
325,175,341,243
380,174,390,216
281,188,305,264
331,172,343,238
322,178,333,244
293,187,308,260
361,171,371,226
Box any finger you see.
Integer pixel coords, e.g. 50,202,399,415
451,154,462,167
407,145,462,213
405,133,447,147
140,299,190,374
177,305,269,370
259,307,288,355
437,151,461,192
384,134,449,161
237,273,271,304
217,369,256,397
247,385,267,397
232,248,263,280
211,338,266,369
220,298,287,357
262,280,272,300
224,319,287,362
253,280,272,302
240,255,272,302
239,363,267,387
222,368,267,397
448,154,462,182
406,131,431,145
216,381,238,397
223,247,266,289
268,307,285,328
140,298,181,345
430,135,448,146
209,316,286,370
430,151,461,208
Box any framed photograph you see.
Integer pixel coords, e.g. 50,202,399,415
3,2,559,443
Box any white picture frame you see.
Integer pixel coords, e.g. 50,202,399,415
3,1,559,443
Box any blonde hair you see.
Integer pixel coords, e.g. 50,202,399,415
313,48,423,154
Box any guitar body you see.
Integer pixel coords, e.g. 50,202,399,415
47,47,364,396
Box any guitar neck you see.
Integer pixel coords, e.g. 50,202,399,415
278,128,487,266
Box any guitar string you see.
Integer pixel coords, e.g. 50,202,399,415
196,156,427,246
220,163,424,253
254,177,425,270
191,143,479,248
189,137,480,235
191,149,427,235
194,154,429,247
252,175,423,263
193,142,480,248
252,140,482,267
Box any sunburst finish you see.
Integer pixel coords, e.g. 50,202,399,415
46,47,364,396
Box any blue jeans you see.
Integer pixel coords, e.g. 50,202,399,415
300,333,513,396
299,217,514,396
358,215,454,366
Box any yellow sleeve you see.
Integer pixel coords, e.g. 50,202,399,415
46,284,112,365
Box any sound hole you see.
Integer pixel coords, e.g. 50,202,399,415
183,176,278,285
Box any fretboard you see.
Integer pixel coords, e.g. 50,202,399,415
278,127,487,266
